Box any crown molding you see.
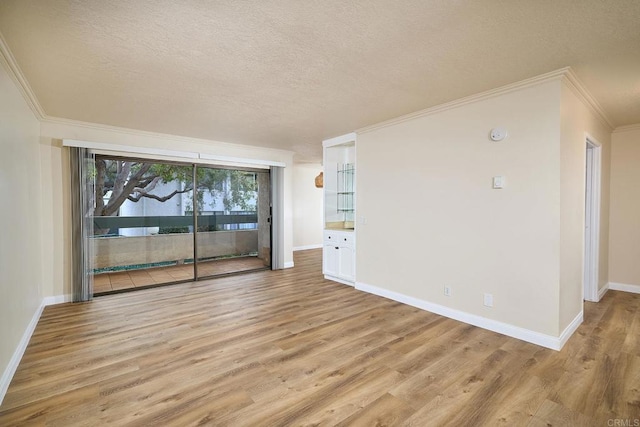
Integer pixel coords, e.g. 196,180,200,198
322,132,357,148
356,67,572,134
0,32,46,120
41,115,295,158
561,68,615,131
2,34,619,146
357,67,615,134
612,123,640,134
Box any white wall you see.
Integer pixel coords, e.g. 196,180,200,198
559,82,612,328
39,119,295,298
292,163,323,250
355,74,614,345
0,60,43,399
609,126,640,290
356,80,563,337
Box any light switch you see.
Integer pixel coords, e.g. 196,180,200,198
492,176,506,189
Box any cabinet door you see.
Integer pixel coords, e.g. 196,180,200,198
323,244,340,277
338,246,355,281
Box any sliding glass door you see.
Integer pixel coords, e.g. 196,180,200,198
193,166,270,279
86,155,271,296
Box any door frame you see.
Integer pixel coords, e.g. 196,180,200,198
584,134,602,302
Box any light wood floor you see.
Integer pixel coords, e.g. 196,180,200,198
1,249,639,426
94,256,267,294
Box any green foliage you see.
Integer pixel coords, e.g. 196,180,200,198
201,169,257,212
158,226,190,234
157,224,219,234
149,163,193,184
97,157,258,215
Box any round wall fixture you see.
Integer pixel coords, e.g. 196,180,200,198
490,128,508,141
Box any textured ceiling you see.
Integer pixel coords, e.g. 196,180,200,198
1,0,639,162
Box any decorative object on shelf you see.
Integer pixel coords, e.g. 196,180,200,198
315,171,324,188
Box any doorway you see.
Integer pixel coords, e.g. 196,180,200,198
584,137,602,302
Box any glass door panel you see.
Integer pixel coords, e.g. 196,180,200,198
194,166,270,278
91,156,195,294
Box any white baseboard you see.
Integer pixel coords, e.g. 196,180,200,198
0,294,70,405
293,244,322,251
355,281,580,351
597,283,609,301
283,261,295,269
558,311,584,349
324,275,355,287
608,282,640,294
0,301,44,405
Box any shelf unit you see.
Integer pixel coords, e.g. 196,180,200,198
337,163,355,219
322,133,356,285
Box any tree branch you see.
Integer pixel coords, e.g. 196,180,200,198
103,163,153,216
133,176,161,195
113,161,131,196
94,159,106,216
127,187,192,203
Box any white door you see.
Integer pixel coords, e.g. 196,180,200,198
323,244,340,277
338,246,355,281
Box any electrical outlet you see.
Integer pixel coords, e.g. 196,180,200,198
483,293,493,307
444,286,451,297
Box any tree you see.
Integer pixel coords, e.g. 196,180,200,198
93,157,257,217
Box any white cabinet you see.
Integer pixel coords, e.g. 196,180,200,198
322,132,357,285
323,242,340,278
323,230,355,285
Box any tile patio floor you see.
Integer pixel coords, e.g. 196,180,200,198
93,256,267,294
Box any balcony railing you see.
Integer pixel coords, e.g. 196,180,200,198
93,213,258,231
91,213,260,270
